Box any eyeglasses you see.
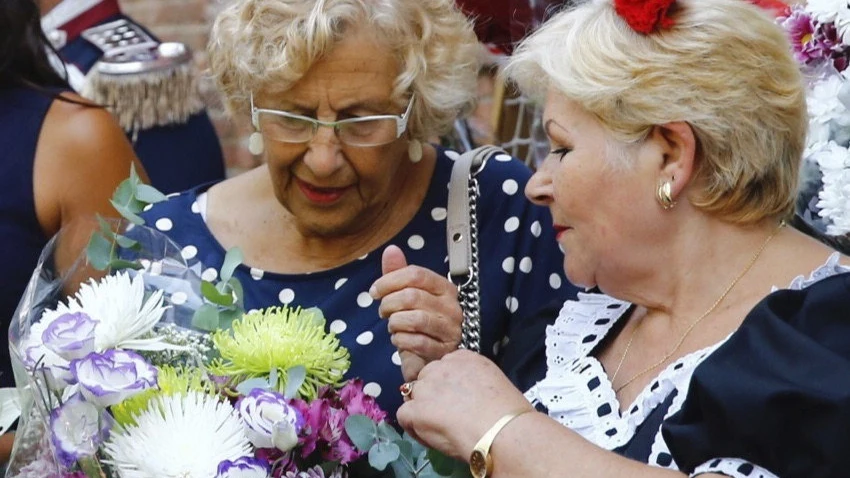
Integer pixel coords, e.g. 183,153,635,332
250,93,415,147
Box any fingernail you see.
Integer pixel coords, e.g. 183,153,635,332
369,285,378,299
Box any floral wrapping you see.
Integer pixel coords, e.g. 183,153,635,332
4,221,389,478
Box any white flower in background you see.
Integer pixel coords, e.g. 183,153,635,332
807,74,850,147
236,389,304,451
40,272,170,351
71,350,157,408
103,392,252,478
49,394,114,468
812,141,850,235
42,312,98,361
215,457,271,478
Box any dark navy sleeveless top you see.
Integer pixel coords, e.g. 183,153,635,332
0,87,53,388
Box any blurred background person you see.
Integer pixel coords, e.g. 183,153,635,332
141,0,578,418
39,0,225,193
0,0,144,463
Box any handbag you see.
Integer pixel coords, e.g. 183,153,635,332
446,145,506,352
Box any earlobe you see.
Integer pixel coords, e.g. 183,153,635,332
654,122,696,199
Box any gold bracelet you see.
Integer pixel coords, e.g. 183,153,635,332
469,408,535,478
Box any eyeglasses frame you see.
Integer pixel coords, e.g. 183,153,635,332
249,93,415,146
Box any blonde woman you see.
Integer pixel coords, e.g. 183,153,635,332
397,1,850,476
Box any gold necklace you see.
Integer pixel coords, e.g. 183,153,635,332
610,221,785,394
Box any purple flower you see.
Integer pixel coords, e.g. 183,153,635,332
216,456,271,478
236,389,304,451
338,379,387,423
70,350,157,408
49,394,113,468
291,398,328,457
782,7,822,64
42,312,98,361
283,465,346,478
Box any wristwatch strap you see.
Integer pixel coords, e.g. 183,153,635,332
470,408,534,478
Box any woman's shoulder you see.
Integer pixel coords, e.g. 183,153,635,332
663,269,850,476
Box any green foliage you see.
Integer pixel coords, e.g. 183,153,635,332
191,247,245,331
344,415,471,478
85,165,159,272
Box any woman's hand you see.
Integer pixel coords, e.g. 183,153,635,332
396,350,533,459
370,245,463,381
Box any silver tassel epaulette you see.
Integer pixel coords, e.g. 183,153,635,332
80,19,204,136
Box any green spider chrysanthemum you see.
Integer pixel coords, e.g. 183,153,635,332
208,306,350,400
112,365,214,426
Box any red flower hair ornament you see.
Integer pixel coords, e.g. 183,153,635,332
614,0,677,34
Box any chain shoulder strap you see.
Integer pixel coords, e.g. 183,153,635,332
447,145,506,352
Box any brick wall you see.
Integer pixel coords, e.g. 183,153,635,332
119,0,259,176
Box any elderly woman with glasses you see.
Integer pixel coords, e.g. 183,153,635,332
140,0,578,416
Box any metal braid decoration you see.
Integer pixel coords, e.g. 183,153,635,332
449,145,504,353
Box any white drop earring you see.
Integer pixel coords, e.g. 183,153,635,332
248,131,264,156
408,139,422,163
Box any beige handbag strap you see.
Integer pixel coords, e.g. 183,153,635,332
447,145,506,352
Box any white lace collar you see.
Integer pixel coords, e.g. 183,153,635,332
526,252,850,454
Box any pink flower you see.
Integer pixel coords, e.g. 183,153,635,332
339,380,386,423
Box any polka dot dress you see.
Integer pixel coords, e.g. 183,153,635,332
140,145,579,417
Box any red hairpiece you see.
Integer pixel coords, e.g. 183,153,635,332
614,0,677,34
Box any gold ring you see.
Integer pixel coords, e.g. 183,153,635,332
399,381,415,400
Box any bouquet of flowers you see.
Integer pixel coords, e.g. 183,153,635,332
3,174,392,478
781,1,850,235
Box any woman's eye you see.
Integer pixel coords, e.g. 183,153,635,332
549,147,571,160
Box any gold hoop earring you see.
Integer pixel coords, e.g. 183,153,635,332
656,180,676,210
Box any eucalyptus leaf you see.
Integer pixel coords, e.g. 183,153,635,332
112,179,135,207
113,234,138,249
96,214,114,237
228,277,245,307
220,247,244,283
107,259,144,271
110,201,145,225
201,280,234,306
284,365,306,400
86,232,114,271
368,442,400,471
344,414,378,451
234,377,272,395
135,184,168,204
394,438,414,463
377,421,403,442
390,460,415,478
217,307,242,330
191,304,220,331
269,368,279,389
427,449,459,476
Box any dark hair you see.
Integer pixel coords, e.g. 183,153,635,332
0,0,70,90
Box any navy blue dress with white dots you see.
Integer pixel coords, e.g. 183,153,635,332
141,146,579,416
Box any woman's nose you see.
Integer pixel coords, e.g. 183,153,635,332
304,128,344,177
525,165,554,206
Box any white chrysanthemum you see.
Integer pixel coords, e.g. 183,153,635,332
103,392,252,478
806,0,850,41
812,141,850,235
807,75,850,147
40,272,169,351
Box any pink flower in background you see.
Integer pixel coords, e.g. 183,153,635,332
338,380,386,423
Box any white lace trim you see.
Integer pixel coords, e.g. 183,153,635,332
527,252,850,464
691,457,778,478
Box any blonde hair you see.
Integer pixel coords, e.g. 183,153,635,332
506,0,807,223
208,0,480,140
